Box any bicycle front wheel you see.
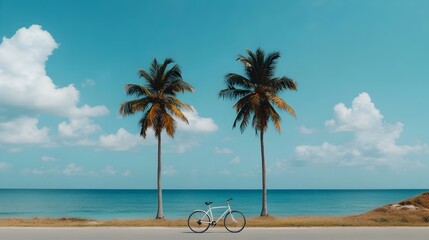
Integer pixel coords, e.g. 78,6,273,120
224,210,246,233
188,210,211,233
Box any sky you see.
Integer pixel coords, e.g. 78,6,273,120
0,0,428,189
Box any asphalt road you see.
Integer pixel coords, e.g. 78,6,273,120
1,227,429,240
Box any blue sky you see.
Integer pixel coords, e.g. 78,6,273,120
0,0,428,189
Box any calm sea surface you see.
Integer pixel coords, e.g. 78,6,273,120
0,189,427,219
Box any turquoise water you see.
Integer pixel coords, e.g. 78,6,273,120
0,189,427,219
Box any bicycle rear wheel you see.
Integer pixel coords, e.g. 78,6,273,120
224,210,246,233
188,210,211,233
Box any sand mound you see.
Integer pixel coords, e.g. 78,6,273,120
356,192,429,224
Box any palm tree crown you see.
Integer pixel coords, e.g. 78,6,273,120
120,58,194,138
219,48,297,133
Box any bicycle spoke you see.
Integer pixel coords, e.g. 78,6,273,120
188,210,210,233
224,210,246,233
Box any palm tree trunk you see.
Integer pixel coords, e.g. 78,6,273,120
260,131,268,216
155,134,164,219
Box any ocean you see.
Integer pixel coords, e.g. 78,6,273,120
0,189,427,219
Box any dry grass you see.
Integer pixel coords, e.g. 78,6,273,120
2,192,429,227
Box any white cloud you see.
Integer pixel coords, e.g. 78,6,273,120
0,25,108,118
268,159,289,174
0,117,50,144
75,128,146,151
122,170,132,176
101,165,117,176
296,92,428,168
22,167,45,175
41,155,57,162
63,163,82,176
97,128,144,151
215,147,233,154
176,107,218,133
170,138,199,153
230,156,240,164
219,169,231,175
325,92,383,132
8,147,22,153
162,165,176,176
58,118,101,138
298,125,317,134
81,78,95,88
0,162,9,170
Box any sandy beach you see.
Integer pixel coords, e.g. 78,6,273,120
1,227,429,240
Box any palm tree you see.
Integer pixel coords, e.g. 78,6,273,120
219,48,297,216
120,58,194,219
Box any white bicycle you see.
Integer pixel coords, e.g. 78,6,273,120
187,198,246,233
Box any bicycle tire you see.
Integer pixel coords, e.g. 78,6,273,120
188,210,211,233
224,210,246,233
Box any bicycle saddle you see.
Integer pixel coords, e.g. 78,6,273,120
205,201,213,205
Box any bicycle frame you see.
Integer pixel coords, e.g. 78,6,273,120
200,202,234,224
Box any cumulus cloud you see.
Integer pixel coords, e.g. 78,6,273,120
162,165,176,176
63,163,82,176
41,155,57,162
97,128,144,151
22,163,131,177
298,125,317,134
268,159,289,174
101,165,117,176
122,170,132,176
81,78,95,88
296,92,428,168
214,147,233,154
170,138,199,153
177,107,218,133
0,162,9,170
8,147,22,153
22,167,46,175
230,156,240,164
58,118,101,138
74,128,147,151
0,117,50,144
0,25,109,118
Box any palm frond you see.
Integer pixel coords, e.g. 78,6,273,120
162,111,176,137
124,84,153,97
159,58,174,79
266,103,281,132
166,103,188,123
233,103,252,133
233,93,254,111
119,98,151,116
225,73,253,89
138,69,154,85
163,63,182,82
269,95,296,117
221,48,297,135
218,87,252,100
165,96,192,111
264,51,280,79
146,103,160,128
164,79,194,95
270,77,297,92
